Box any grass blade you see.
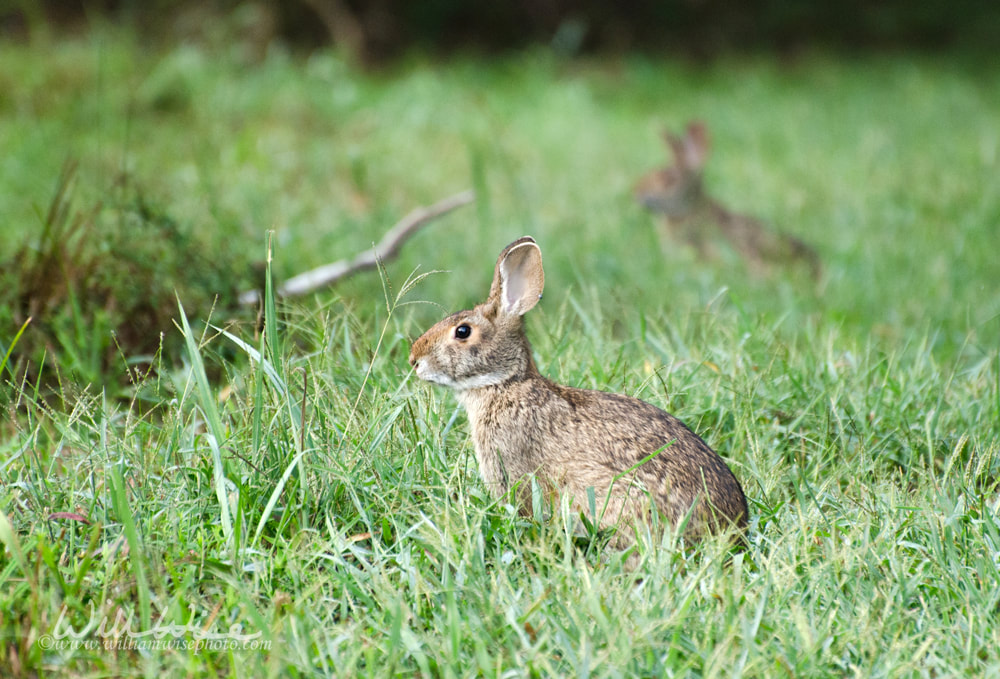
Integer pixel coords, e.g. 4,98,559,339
0,316,32,380
0,511,29,579
176,297,234,551
108,463,151,631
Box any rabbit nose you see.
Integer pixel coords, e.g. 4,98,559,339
409,336,427,367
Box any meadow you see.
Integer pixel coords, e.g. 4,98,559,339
1,27,999,677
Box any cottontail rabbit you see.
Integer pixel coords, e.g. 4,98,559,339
409,237,748,557
635,121,821,278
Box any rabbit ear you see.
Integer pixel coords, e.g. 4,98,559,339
663,129,686,163
489,237,545,317
681,121,710,169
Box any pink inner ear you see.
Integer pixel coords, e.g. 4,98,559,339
496,240,543,317
504,276,525,311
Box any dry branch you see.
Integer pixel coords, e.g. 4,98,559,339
239,189,474,306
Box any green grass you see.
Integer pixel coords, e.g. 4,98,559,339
2,27,1000,677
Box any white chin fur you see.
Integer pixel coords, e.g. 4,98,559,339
451,372,508,390
415,363,505,391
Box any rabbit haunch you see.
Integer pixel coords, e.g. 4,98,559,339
409,237,748,543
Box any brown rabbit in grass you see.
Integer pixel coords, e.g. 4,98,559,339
409,237,748,558
635,121,821,278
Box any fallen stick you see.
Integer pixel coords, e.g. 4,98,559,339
239,189,474,305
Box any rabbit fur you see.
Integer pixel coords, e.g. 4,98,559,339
409,237,748,552
635,121,821,278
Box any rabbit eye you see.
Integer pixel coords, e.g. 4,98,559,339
454,324,472,340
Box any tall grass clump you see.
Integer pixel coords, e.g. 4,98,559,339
0,161,258,401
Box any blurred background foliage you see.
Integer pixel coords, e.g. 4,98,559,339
5,0,1000,64
1,0,997,401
